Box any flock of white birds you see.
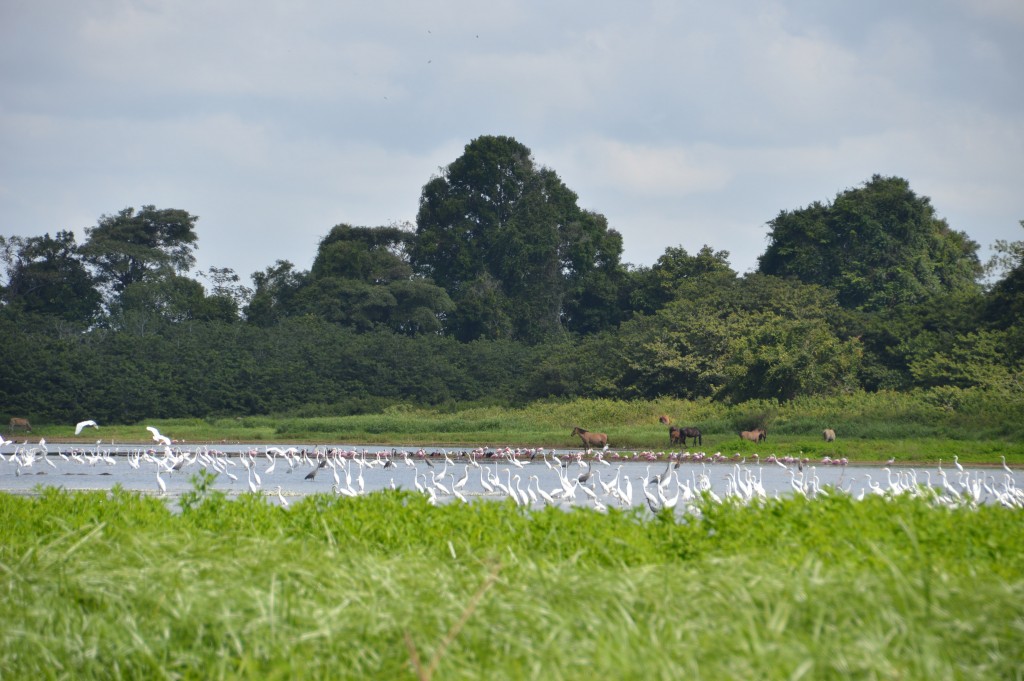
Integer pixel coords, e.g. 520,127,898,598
1,421,1022,512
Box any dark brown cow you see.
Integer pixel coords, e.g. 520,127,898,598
571,426,608,451
8,417,31,433
740,428,766,443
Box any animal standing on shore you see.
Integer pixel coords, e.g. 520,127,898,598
8,417,31,433
659,415,702,446
740,428,767,443
823,428,836,442
571,426,608,452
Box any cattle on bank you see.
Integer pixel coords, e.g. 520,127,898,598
823,428,837,442
8,417,31,433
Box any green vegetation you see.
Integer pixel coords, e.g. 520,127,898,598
21,392,1024,465
1,486,1021,679
4,134,1021,679
2,138,1023,462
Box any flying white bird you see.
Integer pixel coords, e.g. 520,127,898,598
146,426,171,446
75,420,99,435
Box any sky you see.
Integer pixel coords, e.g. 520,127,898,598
2,0,1022,287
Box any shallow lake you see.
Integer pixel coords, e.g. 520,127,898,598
2,442,1021,511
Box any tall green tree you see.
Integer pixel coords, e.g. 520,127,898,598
758,175,982,310
294,224,453,334
0,231,101,322
80,205,200,310
202,266,251,317
982,220,1024,329
411,135,625,342
110,274,239,334
244,260,308,327
627,244,736,314
611,274,862,401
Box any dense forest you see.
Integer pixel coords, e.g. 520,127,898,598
2,135,1022,424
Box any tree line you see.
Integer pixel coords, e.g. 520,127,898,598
2,135,1022,424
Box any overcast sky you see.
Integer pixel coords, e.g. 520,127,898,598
2,0,1022,286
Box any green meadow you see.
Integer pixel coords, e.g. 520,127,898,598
1,483,1022,680
29,392,1024,465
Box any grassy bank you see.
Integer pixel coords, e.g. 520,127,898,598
1,487,1021,679
16,389,1024,464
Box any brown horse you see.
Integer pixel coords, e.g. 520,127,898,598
740,428,766,443
660,415,701,446
571,426,608,451
8,417,31,433
823,428,836,442
679,427,702,446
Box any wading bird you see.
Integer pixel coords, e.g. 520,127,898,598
146,426,171,446
75,420,99,435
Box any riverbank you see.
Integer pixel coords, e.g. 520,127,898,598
10,392,1024,465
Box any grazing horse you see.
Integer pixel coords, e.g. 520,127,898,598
679,427,702,446
660,415,701,446
8,417,31,433
740,428,766,443
571,426,608,451
823,428,836,442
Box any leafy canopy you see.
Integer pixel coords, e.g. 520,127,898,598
758,175,982,310
412,135,625,342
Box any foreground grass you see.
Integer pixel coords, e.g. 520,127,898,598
1,486,1022,679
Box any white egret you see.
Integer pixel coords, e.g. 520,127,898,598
621,475,634,506
507,474,524,505
244,459,260,493
453,465,470,491
529,475,555,505
332,483,358,498
431,470,450,496
523,476,538,504
146,426,171,446
75,420,99,435
479,466,495,494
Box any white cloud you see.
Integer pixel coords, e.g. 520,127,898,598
1,0,1021,286
554,138,731,197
